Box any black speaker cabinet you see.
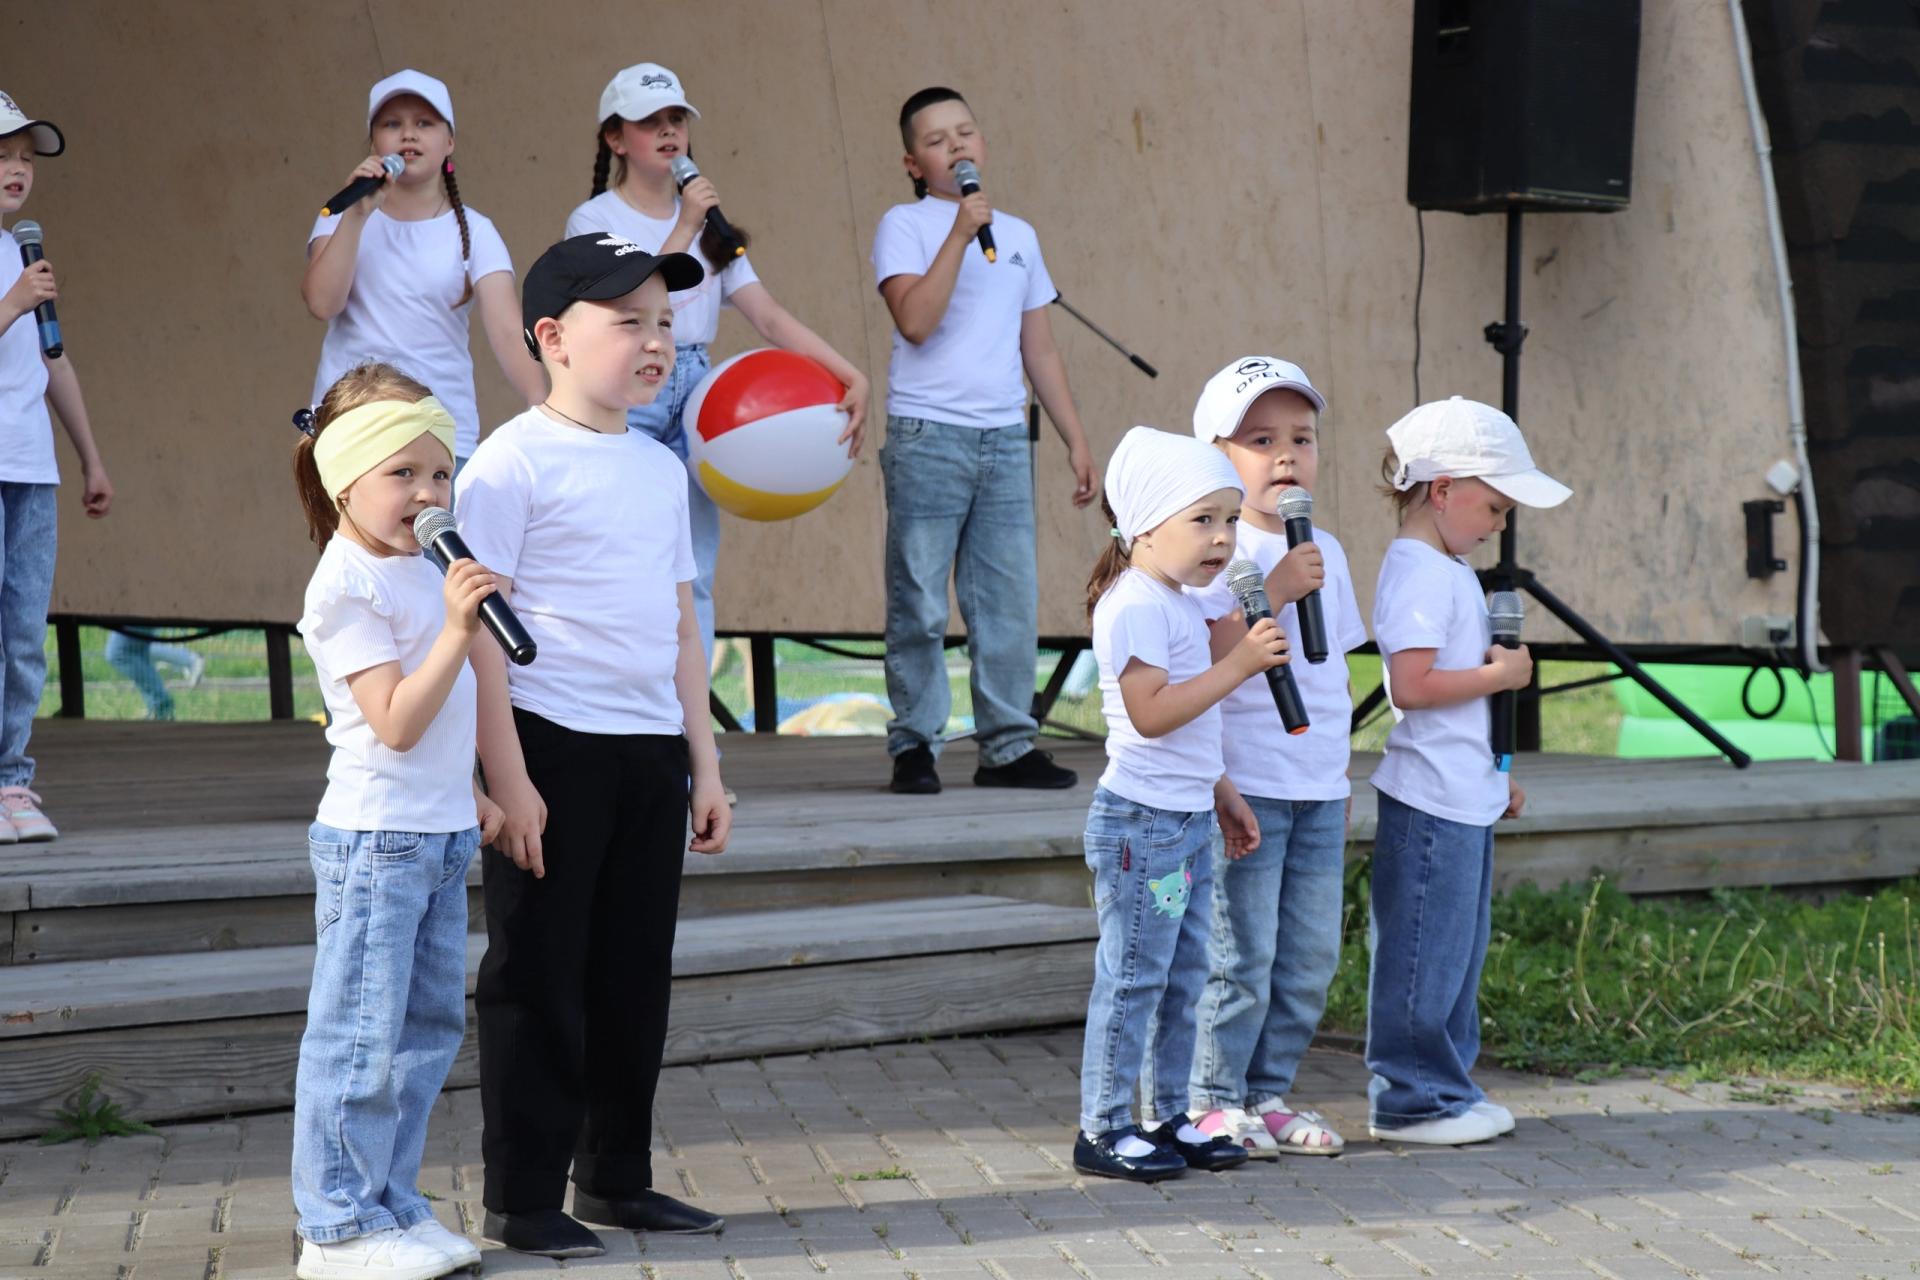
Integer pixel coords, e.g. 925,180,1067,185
1408,0,1643,213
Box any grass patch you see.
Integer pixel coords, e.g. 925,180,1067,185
39,1075,159,1145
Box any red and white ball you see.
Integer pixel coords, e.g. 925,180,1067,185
682,349,853,521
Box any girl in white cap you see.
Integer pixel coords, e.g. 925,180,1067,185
1366,396,1570,1147
303,70,548,474
566,63,869,664
1073,426,1290,1183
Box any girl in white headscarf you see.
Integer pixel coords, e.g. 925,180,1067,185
1072,426,1291,1184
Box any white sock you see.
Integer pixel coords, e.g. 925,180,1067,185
1174,1122,1208,1144
1113,1133,1157,1158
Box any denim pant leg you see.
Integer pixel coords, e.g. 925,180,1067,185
1189,803,1289,1112
104,631,175,721
880,418,970,758
1364,792,1496,1129
952,425,1039,768
0,483,55,788
1140,830,1215,1125
1246,798,1347,1106
628,344,718,666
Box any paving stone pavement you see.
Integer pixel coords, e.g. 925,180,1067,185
2,1031,1917,1279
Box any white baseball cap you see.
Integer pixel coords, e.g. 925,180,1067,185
600,63,700,125
0,91,63,157
368,69,455,133
1385,396,1572,508
1193,356,1326,443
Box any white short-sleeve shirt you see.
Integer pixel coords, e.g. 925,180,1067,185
1094,569,1224,813
301,536,479,834
1367,538,1507,826
871,196,1055,429
309,206,516,458
0,230,57,485
453,409,696,737
564,191,758,347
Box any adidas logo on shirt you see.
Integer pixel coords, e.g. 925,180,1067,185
1008,250,1028,268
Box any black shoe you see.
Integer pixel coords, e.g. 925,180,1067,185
483,1209,605,1258
974,747,1078,790
890,745,942,794
1143,1113,1250,1171
1072,1125,1188,1182
573,1188,724,1235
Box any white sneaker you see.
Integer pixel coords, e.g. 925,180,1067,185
406,1218,479,1270
0,788,56,841
296,1226,455,1280
1369,1109,1501,1146
183,651,207,690
1472,1100,1516,1134
0,811,16,844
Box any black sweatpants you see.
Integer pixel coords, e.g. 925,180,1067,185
477,708,689,1212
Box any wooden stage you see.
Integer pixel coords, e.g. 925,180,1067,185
1,719,1917,1137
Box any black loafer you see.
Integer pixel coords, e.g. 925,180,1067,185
974,747,1078,790
1072,1125,1188,1182
572,1188,723,1235
1143,1113,1250,1171
483,1208,605,1258
890,745,941,794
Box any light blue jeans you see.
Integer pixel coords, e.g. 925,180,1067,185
880,416,1038,767
104,629,200,721
1081,786,1216,1134
293,822,478,1243
1191,795,1347,1113
0,483,56,789
1364,790,1493,1129
628,343,719,666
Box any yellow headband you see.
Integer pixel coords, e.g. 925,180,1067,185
313,397,458,501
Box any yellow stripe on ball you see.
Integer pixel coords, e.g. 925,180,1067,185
696,460,846,522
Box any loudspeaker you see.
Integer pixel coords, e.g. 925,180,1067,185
1408,0,1643,213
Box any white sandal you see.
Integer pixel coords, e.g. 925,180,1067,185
1253,1099,1345,1156
1195,1107,1281,1158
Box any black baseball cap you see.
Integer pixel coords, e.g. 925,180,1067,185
521,234,704,357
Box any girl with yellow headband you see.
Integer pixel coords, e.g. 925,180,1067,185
288,361,504,1278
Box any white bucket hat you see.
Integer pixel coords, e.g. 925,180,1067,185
368,69,455,133
1385,396,1572,508
600,63,700,124
1193,356,1325,443
0,91,63,156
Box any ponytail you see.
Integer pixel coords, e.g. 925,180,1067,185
295,362,435,549
591,124,614,197
442,160,473,309
1085,495,1132,621
1378,444,1429,517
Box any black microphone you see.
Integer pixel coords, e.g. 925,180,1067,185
952,160,997,262
668,156,745,259
10,222,61,358
320,155,405,218
1276,487,1330,664
412,507,538,666
1488,590,1524,773
1225,559,1308,736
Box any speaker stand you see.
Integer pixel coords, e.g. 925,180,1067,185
1483,208,1751,769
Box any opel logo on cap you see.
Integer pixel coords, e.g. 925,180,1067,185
1234,359,1272,376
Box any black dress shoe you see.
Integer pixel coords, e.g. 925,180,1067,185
573,1188,724,1235
974,747,1078,790
1143,1113,1250,1171
1072,1125,1188,1182
890,745,942,794
483,1209,605,1258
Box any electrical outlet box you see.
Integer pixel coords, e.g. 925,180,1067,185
1741,614,1796,651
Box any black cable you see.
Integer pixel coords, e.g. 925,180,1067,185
1413,208,1426,406
1741,663,1786,720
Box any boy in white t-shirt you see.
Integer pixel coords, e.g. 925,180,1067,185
871,87,1098,795
1366,397,1570,1147
458,235,729,1258
1183,359,1366,1158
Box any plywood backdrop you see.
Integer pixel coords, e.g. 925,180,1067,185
6,0,1803,644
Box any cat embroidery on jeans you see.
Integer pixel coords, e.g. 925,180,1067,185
1148,864,1192,919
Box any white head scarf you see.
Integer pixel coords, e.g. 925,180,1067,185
1104,426,1246,551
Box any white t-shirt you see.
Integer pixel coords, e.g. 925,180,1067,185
1189,524,1369,801
301,536,479,834
1094,569,1224,813
871,196,1054,429
565,191,759,347
308,206,516,458
1367,538,1507,827
0,230,57,485
454,409,696,736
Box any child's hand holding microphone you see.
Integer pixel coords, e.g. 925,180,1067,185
1266,542,1325,606
1484,640,1532,691
1230,615,1291,678
439,557,498,638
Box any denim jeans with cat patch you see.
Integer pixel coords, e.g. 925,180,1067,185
1079,785,1216,1135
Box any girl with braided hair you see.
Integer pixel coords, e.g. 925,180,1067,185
304,70,546,474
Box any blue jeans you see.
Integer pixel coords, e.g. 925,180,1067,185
880,416,1037,767
628,343,718,666
293,823,478,1243
104,629,199,721
1080,786,1216,1134
1364,790,1493,1129
1190,796,1346,1112
0,483,55,789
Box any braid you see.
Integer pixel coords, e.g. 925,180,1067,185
443,160,474,309
592,132,613,197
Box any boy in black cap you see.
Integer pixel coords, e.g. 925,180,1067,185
458,234,730,1257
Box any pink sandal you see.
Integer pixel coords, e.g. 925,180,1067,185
1252,1099,1345,1155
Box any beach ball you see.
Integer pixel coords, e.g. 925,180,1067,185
683,349,852,521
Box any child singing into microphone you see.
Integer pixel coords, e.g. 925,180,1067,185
289,362,504,1279
1366,396,1569,1146
1074,426,1288,1184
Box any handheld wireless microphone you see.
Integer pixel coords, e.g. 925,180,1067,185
412,507,538,665
1225,559,1308,735
10,222,61,358
951,160,997,262
668,156,746,259
320,155,405,218
1488,590,1524,772
1275,487,1330,664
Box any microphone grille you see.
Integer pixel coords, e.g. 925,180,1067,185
412,505,457,550
669,155,699,184
380,154,405,177
1276,486,1314,521
1224,558,1264,599
953,159,980,187
1488,590,1525,632
10,220,41,247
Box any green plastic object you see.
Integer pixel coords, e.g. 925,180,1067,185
1612,664,1911,760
